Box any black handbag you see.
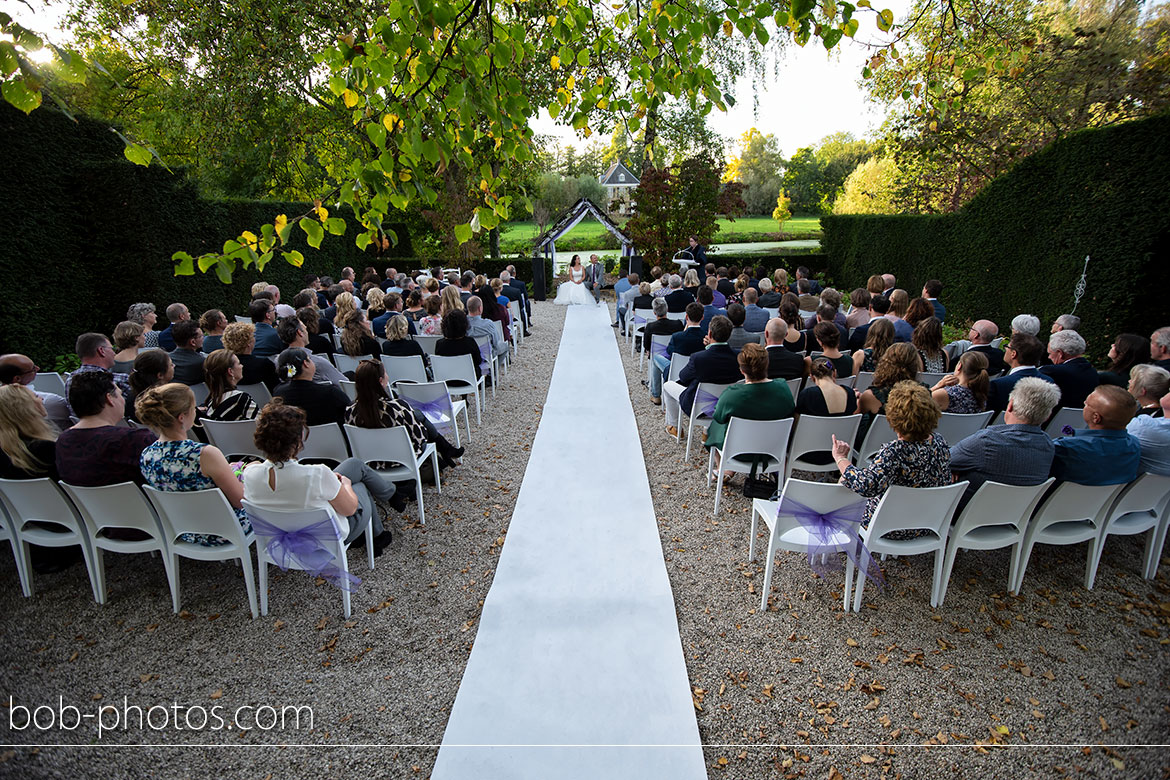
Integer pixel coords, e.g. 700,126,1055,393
741,458,778,499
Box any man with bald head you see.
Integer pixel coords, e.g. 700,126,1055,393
0,354,72,430
266,285,295,319
1050,384,1141,485
763,318,806,380
881,273,896,298
965,319,1006,374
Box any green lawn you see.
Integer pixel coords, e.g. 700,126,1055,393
502,214,821,243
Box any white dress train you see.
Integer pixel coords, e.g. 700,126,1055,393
554,268,592,305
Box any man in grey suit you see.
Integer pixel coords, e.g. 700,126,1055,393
584,254,605,304
949,377,1061,508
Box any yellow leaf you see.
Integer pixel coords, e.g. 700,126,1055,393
716,757,728,766
597,98,608,109
860,755,877,763
316,206,329,221
995,725,1009,734
566,75,575,90
547,14,558,25
342,89,359,108
723,19,733,36
383,113,399,132
551,55,561,70
240,230,258,248
846,638,859,647
398,170,412,181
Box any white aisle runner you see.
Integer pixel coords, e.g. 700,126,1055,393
432,304,707,779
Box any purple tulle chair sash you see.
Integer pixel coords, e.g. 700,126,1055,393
694,388,720,417
247,514,361,592
651,341,669,359
404,396,454,437
777,495,883,585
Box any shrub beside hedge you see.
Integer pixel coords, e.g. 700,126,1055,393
822,115,1170,359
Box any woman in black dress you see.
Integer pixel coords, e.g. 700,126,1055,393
339,309,381,359
273,348,351,426
435,309,482,380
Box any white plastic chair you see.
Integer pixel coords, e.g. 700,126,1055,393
234,315,250,324
344,425,438,526
990,411,1006,426
667,352,689,383
628,308,653,355
707,417,793,516
333,354,374,375
855,414,896,466
665,311,686,322
854,372,875,393
300,423,351,466
0,478,97,599
430,354,484,425
836,375,856,390
341,380,357,402
1044,407,1087,438
1013,480,1128,593
682,382,735,460
34,372,67,397
763,307,779,320
142,486,258,619
238,382,272,406
851,482,968,611
750,480,864,612
507,301,523,350
59,481,173,606
189,383,210,406
937,478,1055,604
414,334,441,356
382,354,429,385
395,380,471,447
241,500,371,619
0,503,25,595
917,372,948,386
785,377,804,398
786,414,862,480
202,418,263,460
1089,473,1170,584
646,333,671,373
473,336,498,400
935,410,994,445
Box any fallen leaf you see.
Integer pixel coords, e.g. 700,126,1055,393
860,754,877,764
863,697,880,710
210,690,223,700
1099,716,1109,732
1115,677,1131,688
846,638,859,647
273,620,286,632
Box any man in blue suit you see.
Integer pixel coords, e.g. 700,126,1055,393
696,286,726,335
922,279,946,323
662,315,741,436
249,300,286,359
741,288,770,333
649,302,706,405
1039,329,1099,409
1050,385,1141,485
986,334,1056,412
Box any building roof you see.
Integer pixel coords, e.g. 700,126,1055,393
600,161,639,187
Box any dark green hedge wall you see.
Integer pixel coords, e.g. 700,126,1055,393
1,104,548,365
822,115,1170,358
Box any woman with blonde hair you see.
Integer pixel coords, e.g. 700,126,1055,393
112,321,145,374
333,291,359,329
366,287,387,319
440,284,464,317
683,268,700,296
137,383,251,546
887,289,909,319
0,384,58,479
931,351,989,413
773,268,789,294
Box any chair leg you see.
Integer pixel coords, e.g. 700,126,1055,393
685,421,694,460
416,478,426,526
930,547,945,608
431,450,442,495
706,448,715,488
1084,535,1103,590
748,507,760,561
258,557,270,616
1143,525,1163,580
852,565,867,612
164,553,181,614
843,554,855,612
714,468,725,516
759,535,778,612
15,539,35,598
239,552,259,620
1013,538,1037,595
937,539,960,607
93,548,108,605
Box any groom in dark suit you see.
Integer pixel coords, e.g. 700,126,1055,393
584,254,605,304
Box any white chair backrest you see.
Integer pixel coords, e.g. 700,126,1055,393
665,311,686,321
935,410,994,445
142,486,250,547
721,417,794,475
790,414,863,464
667,352,690,383
649,334,672,360
34,372,67,397
773,479,865,538
344,425,416,470
1044,407,1087,438
785,377,803,398
237,382,273,406
333,354,372,375
431,353,479,388
1105,472,1170,524
630,308,654,330
990,411,1006,426
952,478,1055,538
691,382,735,420
866,482,967,546
0,477,85,534
763,307,779,320
491,320,505,344
856,414,896,464
990,337,1004,349
1031,480,1126,534
202,418,263,459
472,336,493,374
382,354,428,385
340,380,357,402
836,375,856,389
414,334,441,355
854,371,876,393
234,315,250,324
189,382,210,406
395,381,460,437
508,300,522,324
917,372,948,386
60,481,163,541
300,423,351,464
240,500,345,570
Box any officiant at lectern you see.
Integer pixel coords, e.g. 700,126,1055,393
675,236,707,283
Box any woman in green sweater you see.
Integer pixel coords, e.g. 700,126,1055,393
705,343,796,456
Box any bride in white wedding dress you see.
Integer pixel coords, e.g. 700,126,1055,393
554,255,592,305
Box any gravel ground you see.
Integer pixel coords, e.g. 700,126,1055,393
0,302,567,778
614,307,1170,779
4,299,1169,780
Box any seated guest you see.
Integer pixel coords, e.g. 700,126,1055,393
346,360,464,470
866,274,885,297
630,280,655,314
662,316,741,437
696,285,726,335
705,275,727,308
1127,364,1169,416
435,309,483,381
469,293,509,357
649,302,704,404
772,268,789,300
1099,333,1151,388
381,314,429,365
168,319,206,386
1010,314,1041,338
157,302,190,352
930,351,989,413
490,278,510,310
339,309,382,359
811,321,853,378
884,290,915,342
804,288,847,330
682,269,701,298
273,348,351,426
126,302,160,349
404,290,427,325
741,288,769,333
725,304,757,353
922,279,945,323
1040,330,1098,408
417,294,443,336
912,317,948,373
222,322,278,392
803,305,844,348
1050,385,1141,485
664,274,694,313
126,350,174,422
833,381,951,536
791,265,823,296
757,278,781,309
57,371,157,487
296,305,334,359
795,278,820,313
276,317,345,386
764,318,808,380
136,383,252,546
0,354,71,432
846,288,872,329
965,319,1006,374
199,310,228,354
65,332,132,412
1051,314,1081,334
249,300,285,359
439,284,465,319
778,301,807,353
880,273,896,297
797,357,857,417
1127,390,1170,475
615,272,640,330
852,317,895,375
859,343,924,417
704,343,795,458
0,384,58,480
847,295,891,351
111,321,145,374
242,400,400,556
372,291,410,337
201,349,258,421
1152,326,1170,370
366,287,387,321
987,333,1054,413
643,297,686,357
904,297,935,330
949,377,1060,506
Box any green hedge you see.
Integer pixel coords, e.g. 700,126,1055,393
0,104,549,365
822,115,1170,359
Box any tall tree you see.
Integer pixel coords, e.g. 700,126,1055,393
780,132,876,214
725,127,784,215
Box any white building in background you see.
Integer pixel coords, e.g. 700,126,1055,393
600,161,639,217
